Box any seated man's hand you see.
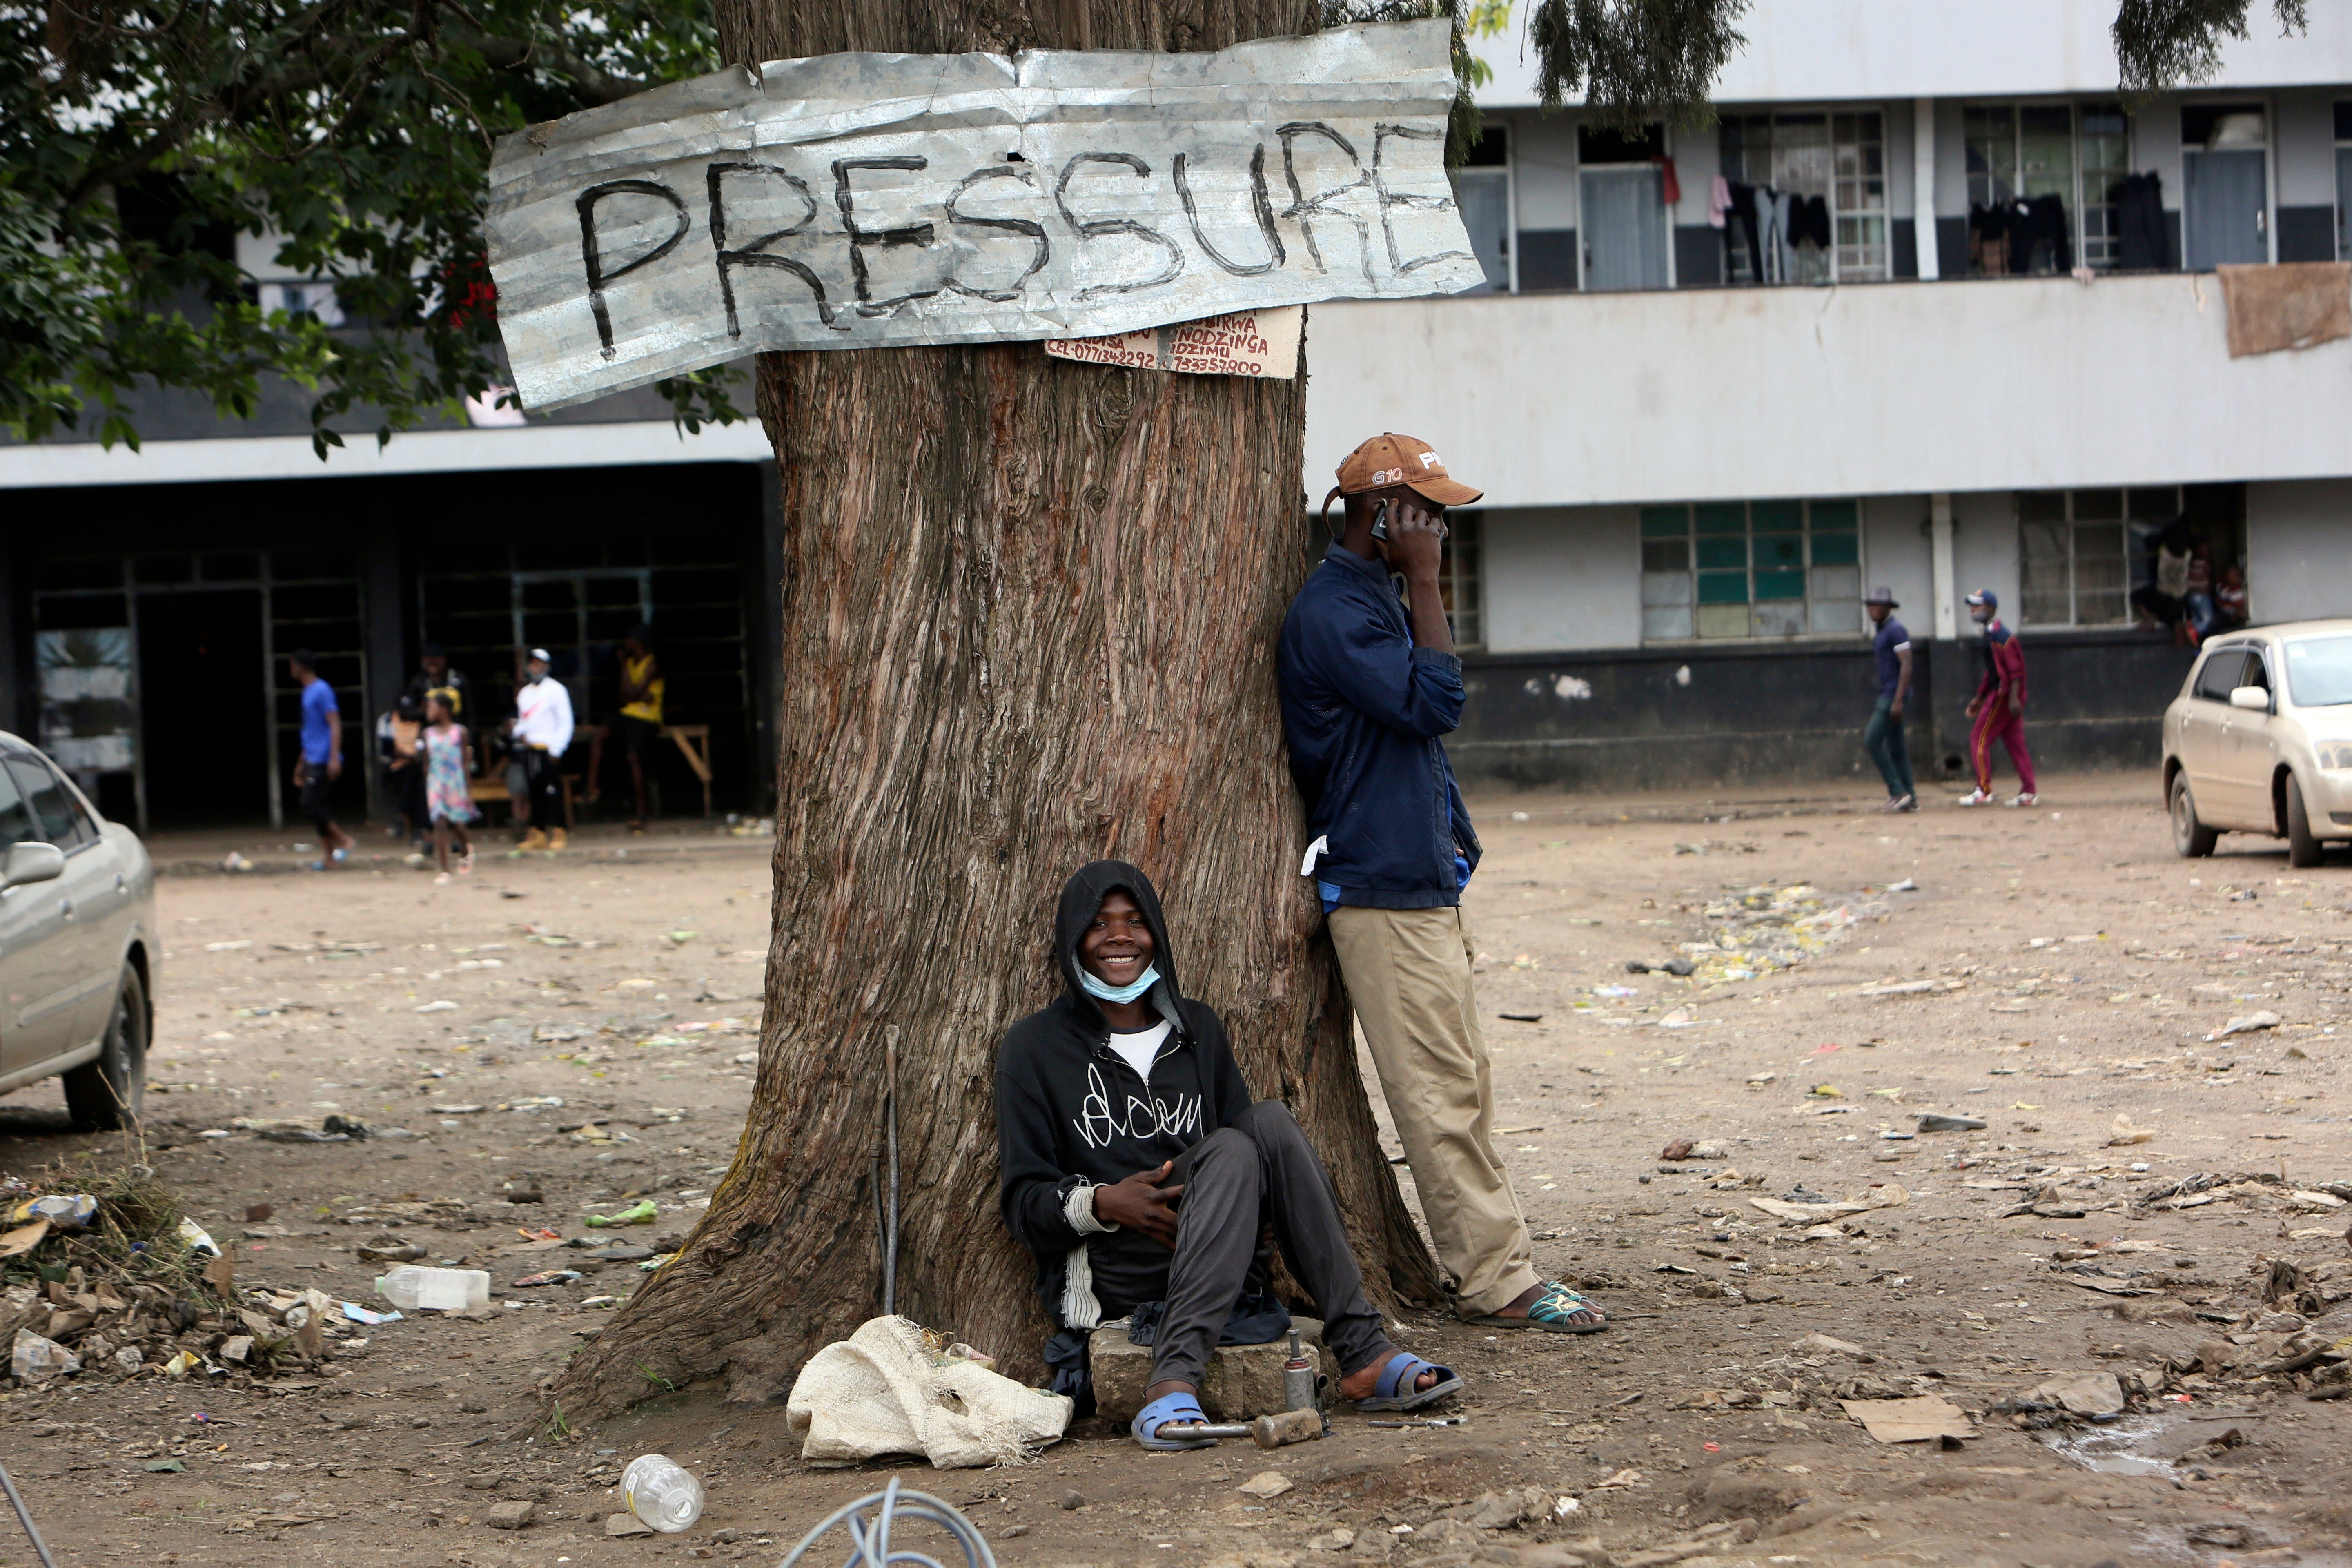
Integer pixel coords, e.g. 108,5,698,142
1093,1162,1183,1248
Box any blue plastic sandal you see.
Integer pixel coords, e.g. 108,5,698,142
1131,1390,1218,1450
1465,1280,1609,1334
1356,1351,1463,1413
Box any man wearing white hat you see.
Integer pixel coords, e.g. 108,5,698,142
509,648,574,851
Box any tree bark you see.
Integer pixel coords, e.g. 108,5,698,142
547,0,1442,1422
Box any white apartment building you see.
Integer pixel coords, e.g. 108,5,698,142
8,0,2350,824
1308,0,2352,788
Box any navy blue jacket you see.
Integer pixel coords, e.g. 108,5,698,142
1276,543,1481,909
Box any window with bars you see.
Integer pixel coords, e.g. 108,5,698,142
1439,512,1484,650
1718,111,1888,282
1964,102,2131,272
2016,489,2171,626
1638,499,1864,641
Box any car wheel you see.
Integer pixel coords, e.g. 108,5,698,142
2171,774,2218,858
63,965,146,1132
2286,775,2323,869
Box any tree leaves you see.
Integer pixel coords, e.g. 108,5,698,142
1526,0,1748,128
2114,0,2308,96
2,0,744,456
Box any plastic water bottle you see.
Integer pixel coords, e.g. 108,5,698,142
622,1454,705,1532
374,1265,490,1314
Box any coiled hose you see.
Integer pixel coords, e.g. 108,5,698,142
779,1476,996,1568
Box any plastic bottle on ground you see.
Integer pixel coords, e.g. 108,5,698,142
374,1265,491,1313
622,1454,704,1532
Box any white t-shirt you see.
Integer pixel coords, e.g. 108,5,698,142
1106,1020,1172,1084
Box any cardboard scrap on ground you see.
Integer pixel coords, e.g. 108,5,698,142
1840,1396,1975,1445
1045,307,1301,378
1749,1184,1909,1223
0,1220,50,1259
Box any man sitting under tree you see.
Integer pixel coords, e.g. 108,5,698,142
1279,434,1606,1334
996,861,1461,1450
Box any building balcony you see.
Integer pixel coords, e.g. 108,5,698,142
1302,269,2352,511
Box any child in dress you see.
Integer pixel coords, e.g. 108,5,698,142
422,688,478,883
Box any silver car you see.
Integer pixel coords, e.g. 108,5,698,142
0,734,156,1128
2164,620,2352,868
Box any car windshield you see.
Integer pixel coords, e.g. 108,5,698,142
2283,635,2352,708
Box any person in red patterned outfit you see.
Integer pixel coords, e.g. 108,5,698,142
1958,589,2038,808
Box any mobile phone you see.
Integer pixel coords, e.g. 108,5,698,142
1370,499,1391,541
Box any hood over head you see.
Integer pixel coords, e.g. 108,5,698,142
1054,860,1184,1031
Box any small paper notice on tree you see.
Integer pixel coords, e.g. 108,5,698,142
1045,307,1302,378
484,20,1478,411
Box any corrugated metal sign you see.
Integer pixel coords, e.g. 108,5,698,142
485,20,1479,410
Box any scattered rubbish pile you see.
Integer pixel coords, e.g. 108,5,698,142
0,1163,396,1386
1679,883,1879,987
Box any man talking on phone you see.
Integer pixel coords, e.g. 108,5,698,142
1276,434,1606,1334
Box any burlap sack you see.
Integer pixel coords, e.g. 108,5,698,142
785,1316,1071,1468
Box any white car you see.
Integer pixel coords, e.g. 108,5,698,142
0,734,156,1128
2163,620,2352,868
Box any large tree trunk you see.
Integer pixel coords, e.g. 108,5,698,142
548,0,1442,1421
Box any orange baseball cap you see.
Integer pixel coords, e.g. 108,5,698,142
1333,432,1482,506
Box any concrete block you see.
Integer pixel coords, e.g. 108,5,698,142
1089,1316,1327,1422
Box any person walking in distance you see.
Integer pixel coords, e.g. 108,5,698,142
1959,589,2038,808
1277,433,1605,1335
420,688,478,884
1863,587,1916,813
508,648,574,850
289,651,354,870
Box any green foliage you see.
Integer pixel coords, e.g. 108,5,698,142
2114,0,2309,96
1323,0,1490,168
1515,0,2313,129
2,0,742,457
1525,0,1747,129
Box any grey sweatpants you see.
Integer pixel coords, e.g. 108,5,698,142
1147,1101,1392,1393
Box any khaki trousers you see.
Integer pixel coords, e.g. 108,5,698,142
1328,904,1538,1316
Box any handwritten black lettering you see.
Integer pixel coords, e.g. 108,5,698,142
943,165,1051,302
1172,145,1285,276
577,180,689,359
1054,152,1184,300
1373,124,1471,275
1277,122,1372,277
706,162,835,332
833,156,940,318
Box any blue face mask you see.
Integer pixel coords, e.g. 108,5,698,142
1080,964,1160,1004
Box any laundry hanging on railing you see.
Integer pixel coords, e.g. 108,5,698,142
1721,180,1832,283
1969,195,2072,276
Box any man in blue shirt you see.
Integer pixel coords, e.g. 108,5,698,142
290,651,352,869
1276,434,1604,1336
1863,587,1916,812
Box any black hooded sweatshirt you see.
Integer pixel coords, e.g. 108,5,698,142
995,861,1253,1328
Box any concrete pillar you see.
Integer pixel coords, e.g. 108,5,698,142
360,518,406,826
1929,493,1956,640
753,466,784,814
1913,98,1940,282
0,542,17,738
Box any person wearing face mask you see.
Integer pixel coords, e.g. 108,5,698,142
1959,588,2037,808
995,861,1461,1451
1277,434,1605,1338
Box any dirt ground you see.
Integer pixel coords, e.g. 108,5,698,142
2,771,2350,1568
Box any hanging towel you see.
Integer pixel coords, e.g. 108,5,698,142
1708,174,1731,229
1653,154,1681,206
2217,262,2352,357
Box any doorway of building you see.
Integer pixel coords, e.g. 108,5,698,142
137,589,269,827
